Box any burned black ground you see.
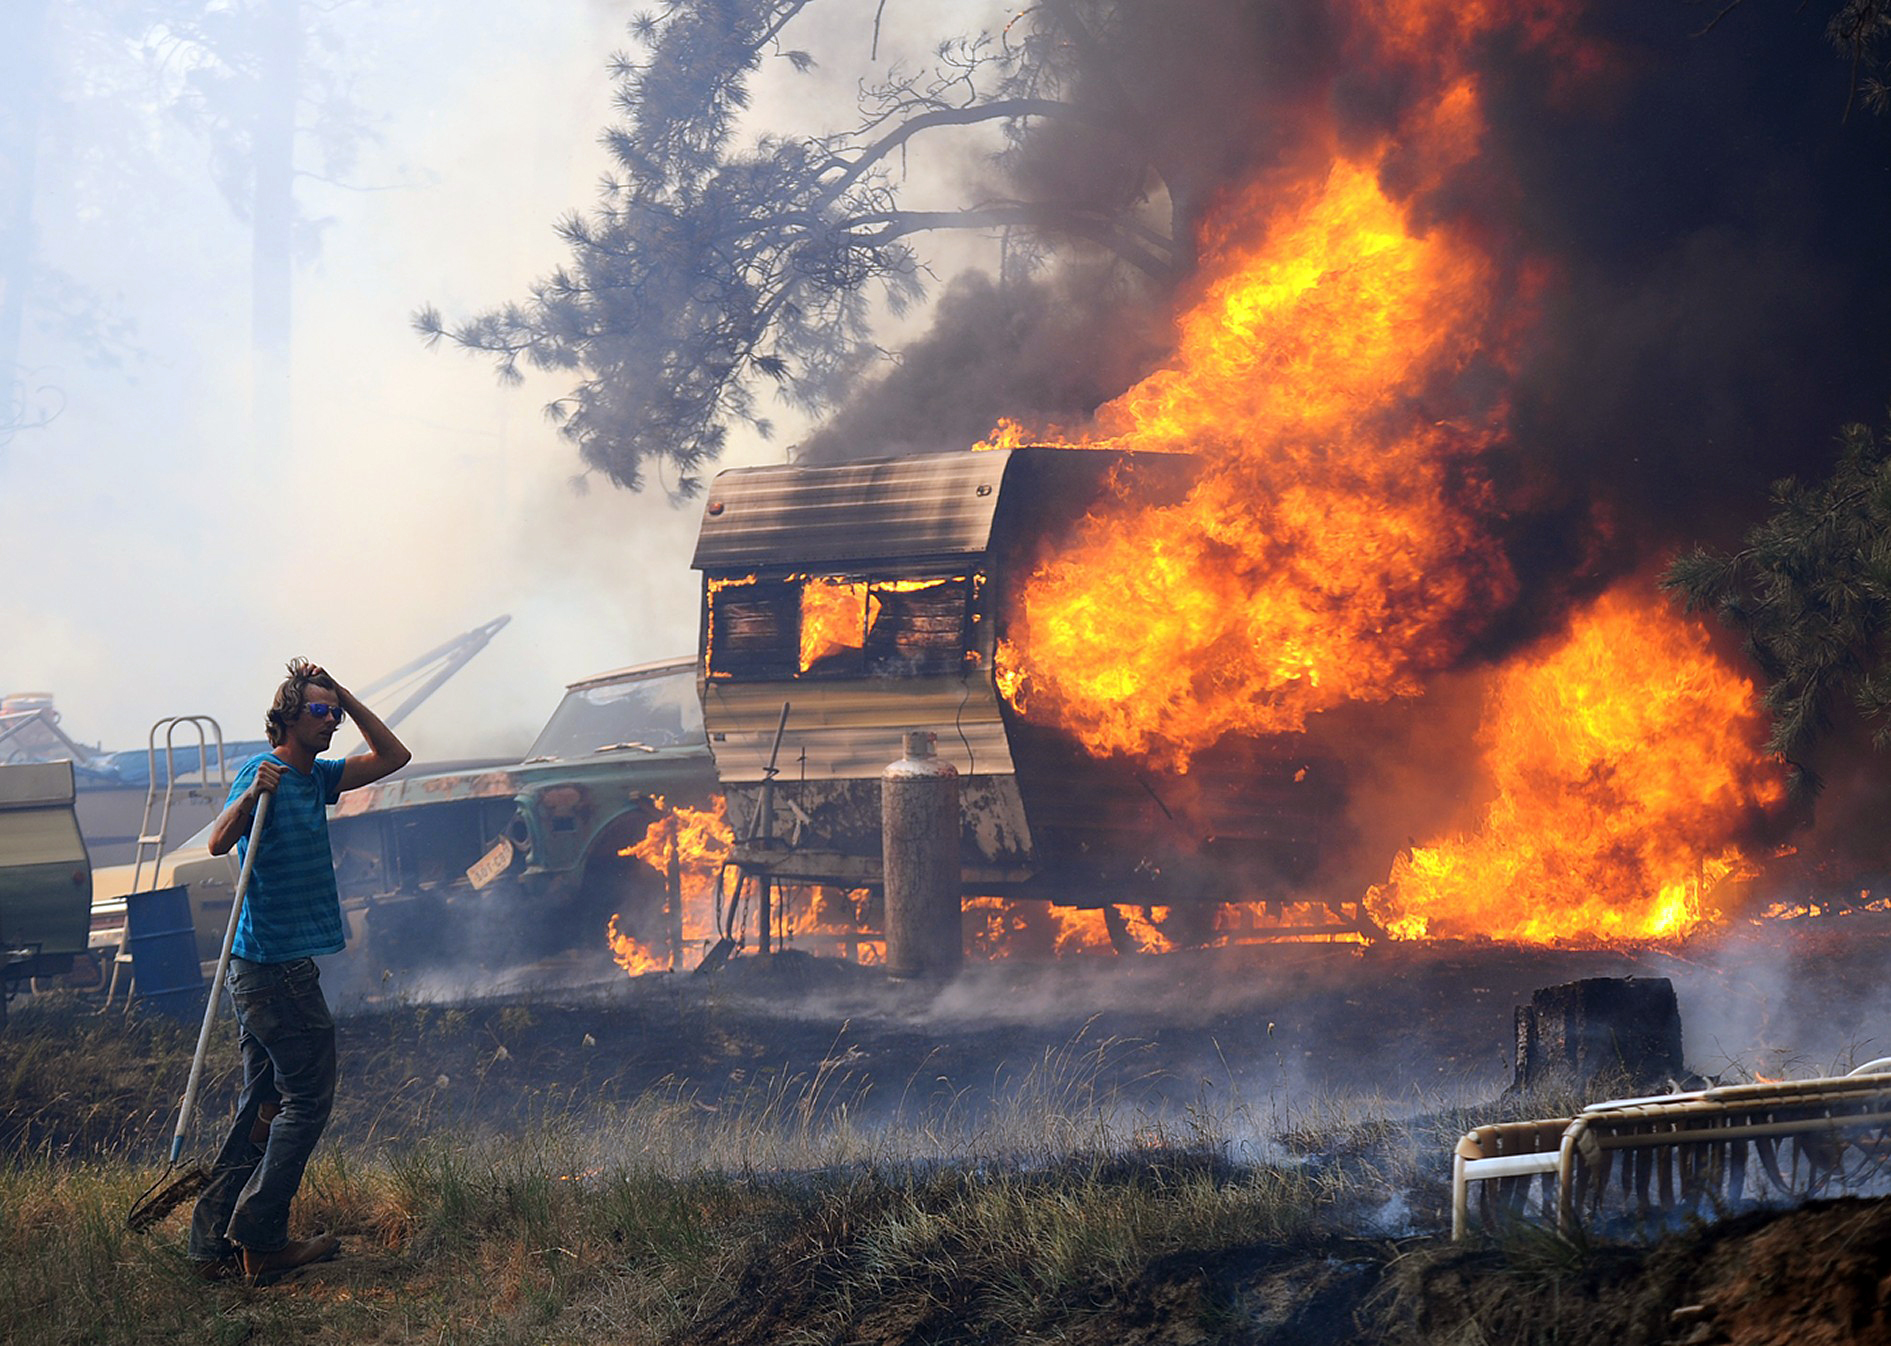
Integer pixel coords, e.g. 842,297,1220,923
6,925,1891,1344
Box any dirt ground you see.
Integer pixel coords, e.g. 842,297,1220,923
323,909,1891,1125
1376,1196,1891,1346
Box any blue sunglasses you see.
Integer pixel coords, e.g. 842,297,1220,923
304,702,347,722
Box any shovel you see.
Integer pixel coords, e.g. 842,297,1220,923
127,792,271,1231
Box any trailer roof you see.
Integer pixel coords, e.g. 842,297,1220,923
691,450,1016,571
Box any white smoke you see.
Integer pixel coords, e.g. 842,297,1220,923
3,1,1009,763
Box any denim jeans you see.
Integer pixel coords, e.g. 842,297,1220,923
188,956,336,1258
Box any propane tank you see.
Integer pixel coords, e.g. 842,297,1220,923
882,730,962,979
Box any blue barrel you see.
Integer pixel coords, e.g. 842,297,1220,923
125,885,205,1020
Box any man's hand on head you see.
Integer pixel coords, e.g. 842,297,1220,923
328,663,413,791
306,665,358,710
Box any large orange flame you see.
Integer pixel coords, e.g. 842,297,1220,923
609,797,734,974
801,579,875,670
1366,587,1784,944
996,106,1528,767
976,1,1784,949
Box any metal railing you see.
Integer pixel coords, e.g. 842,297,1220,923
100,716,229,1009
1451,1061,1891,1240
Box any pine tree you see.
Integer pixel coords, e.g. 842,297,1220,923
415,0,1189,498
1663,419,1891,792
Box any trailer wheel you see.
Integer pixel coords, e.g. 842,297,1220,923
575,836,671,966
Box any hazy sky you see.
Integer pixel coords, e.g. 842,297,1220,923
3,0,1010,760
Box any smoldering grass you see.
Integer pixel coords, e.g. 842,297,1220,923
0,1135,1347,1345
0,997,1476,1344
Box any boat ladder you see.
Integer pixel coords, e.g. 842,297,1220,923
102,716,229,1008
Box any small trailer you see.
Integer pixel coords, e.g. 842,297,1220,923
0,761,93,1014
690,447,1368,945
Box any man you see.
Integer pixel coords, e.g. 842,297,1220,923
188,658,411,1285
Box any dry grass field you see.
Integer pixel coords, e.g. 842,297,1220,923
5,941,1889,1343
1,978,1406,1344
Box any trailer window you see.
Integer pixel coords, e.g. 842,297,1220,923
800,579,873,674
705,573,976,680
705,575,798,679
865,577,970,676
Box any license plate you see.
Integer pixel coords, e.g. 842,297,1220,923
466,836,515,890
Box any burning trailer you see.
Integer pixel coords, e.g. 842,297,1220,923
691,446,1374,950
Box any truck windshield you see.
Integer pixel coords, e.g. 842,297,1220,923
525,668,705,761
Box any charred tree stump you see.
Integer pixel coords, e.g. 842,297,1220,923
1512,977,1683,1094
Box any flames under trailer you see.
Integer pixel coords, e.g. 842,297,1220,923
690,447,1375,944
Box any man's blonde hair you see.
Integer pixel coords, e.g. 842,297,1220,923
264,658,337,746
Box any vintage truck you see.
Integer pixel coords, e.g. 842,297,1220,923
324,656,718,968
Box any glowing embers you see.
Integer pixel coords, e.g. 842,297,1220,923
1366,586,1785,946
1753,894,1891,923
963,897,1371,959
615,883,1390,972
606,796,888,974
1212,901,1372,944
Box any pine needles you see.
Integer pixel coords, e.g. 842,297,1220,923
1662,417,1891,794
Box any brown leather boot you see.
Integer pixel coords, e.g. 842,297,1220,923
240,1233,340,1286
191,1255,243,1283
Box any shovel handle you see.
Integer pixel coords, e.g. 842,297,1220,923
170,792,272,1164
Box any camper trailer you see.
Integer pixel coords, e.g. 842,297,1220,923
691,448,1361,939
